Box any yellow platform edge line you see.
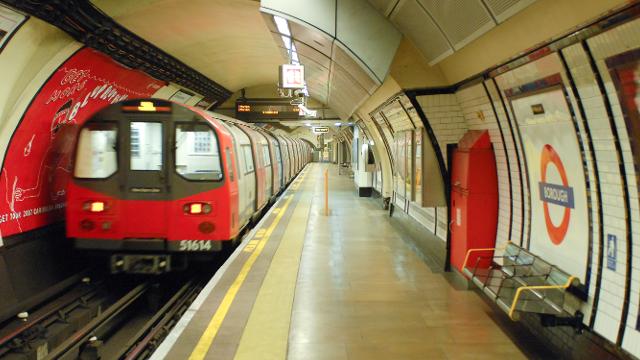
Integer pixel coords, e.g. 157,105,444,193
233,167,315,360
188,169,309,360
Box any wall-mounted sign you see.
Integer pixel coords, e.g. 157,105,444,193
279,64,305,89
313,126,329,134
512,86,589,283
169,89,194,104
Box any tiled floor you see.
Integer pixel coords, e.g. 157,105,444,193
287,164,526,360
154,163,538,359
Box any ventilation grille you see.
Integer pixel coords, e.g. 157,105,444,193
483,0,536,23
418,0,494,50
390,0,452,64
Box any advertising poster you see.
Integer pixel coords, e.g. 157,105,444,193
511,86,589,282
0,4,26,51
0,48,165,238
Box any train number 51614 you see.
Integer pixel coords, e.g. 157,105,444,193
179,240,213,251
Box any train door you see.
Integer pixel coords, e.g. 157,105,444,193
220,122,255,228
256,132,273,200
261,130,281,196
274,141,283,191
288,137,297,176
278,136,290,184
237,125,267,213
122,121,169,237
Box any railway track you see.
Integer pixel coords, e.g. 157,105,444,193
0,271,208,360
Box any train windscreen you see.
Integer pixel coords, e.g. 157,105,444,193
175,124,222,181
74,124,118,179
130,122,163,171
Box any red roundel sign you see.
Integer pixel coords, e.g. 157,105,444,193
539,144,575,245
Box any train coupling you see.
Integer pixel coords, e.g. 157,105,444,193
111,254,172,274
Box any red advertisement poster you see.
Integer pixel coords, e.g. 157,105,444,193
0,47,164,237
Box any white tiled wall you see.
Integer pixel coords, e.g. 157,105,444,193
416,94,467,167
416,94,468,242
559,43,602,328
586,18,640,354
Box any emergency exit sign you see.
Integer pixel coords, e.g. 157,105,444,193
313,126,329,134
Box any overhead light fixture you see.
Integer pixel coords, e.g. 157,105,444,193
274,15,310,99
335,122,342,126
274,16,291,36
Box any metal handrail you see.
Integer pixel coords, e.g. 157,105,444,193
461,241,512,278
507,276,577,320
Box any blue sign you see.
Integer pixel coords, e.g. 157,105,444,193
539,182,575,208
607,234,617,271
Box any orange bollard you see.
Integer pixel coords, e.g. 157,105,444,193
324,169,329,216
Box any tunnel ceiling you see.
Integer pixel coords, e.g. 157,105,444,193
367,0,538,65
91,0,286,92
90,0,538,122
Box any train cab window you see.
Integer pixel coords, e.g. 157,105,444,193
175,124,222,181
241,145,254,173
74,124,118,179
130,122,163,171
262,144,271,166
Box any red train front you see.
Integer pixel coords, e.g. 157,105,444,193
67,99,237,274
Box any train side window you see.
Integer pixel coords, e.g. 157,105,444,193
130,122,163,171
241,145,254,173
262,144,271,166
74,124,118,179
175,124,222,181
226,148,234,182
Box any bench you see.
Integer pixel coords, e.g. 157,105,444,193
462,242,583,330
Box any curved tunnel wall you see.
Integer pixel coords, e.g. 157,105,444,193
0,11,215,320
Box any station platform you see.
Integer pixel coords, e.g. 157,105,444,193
150,163,531,360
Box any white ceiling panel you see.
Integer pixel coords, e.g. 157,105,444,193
417,0,495,50
261,0,336,36
328,62,370,120
336,0,402,82
390,0,453,65
290,21,334,57
294,40,332,69
332,43,380,95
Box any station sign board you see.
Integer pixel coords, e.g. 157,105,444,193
279,64,305,89
313,126,329,134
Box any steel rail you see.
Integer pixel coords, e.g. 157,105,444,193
44,282,151,360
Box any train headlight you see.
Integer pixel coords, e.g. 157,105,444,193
84,201,106,213
184,202,212,215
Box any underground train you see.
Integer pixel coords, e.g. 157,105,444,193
66,99,311,273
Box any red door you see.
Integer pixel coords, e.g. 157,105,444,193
449,130,498,273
